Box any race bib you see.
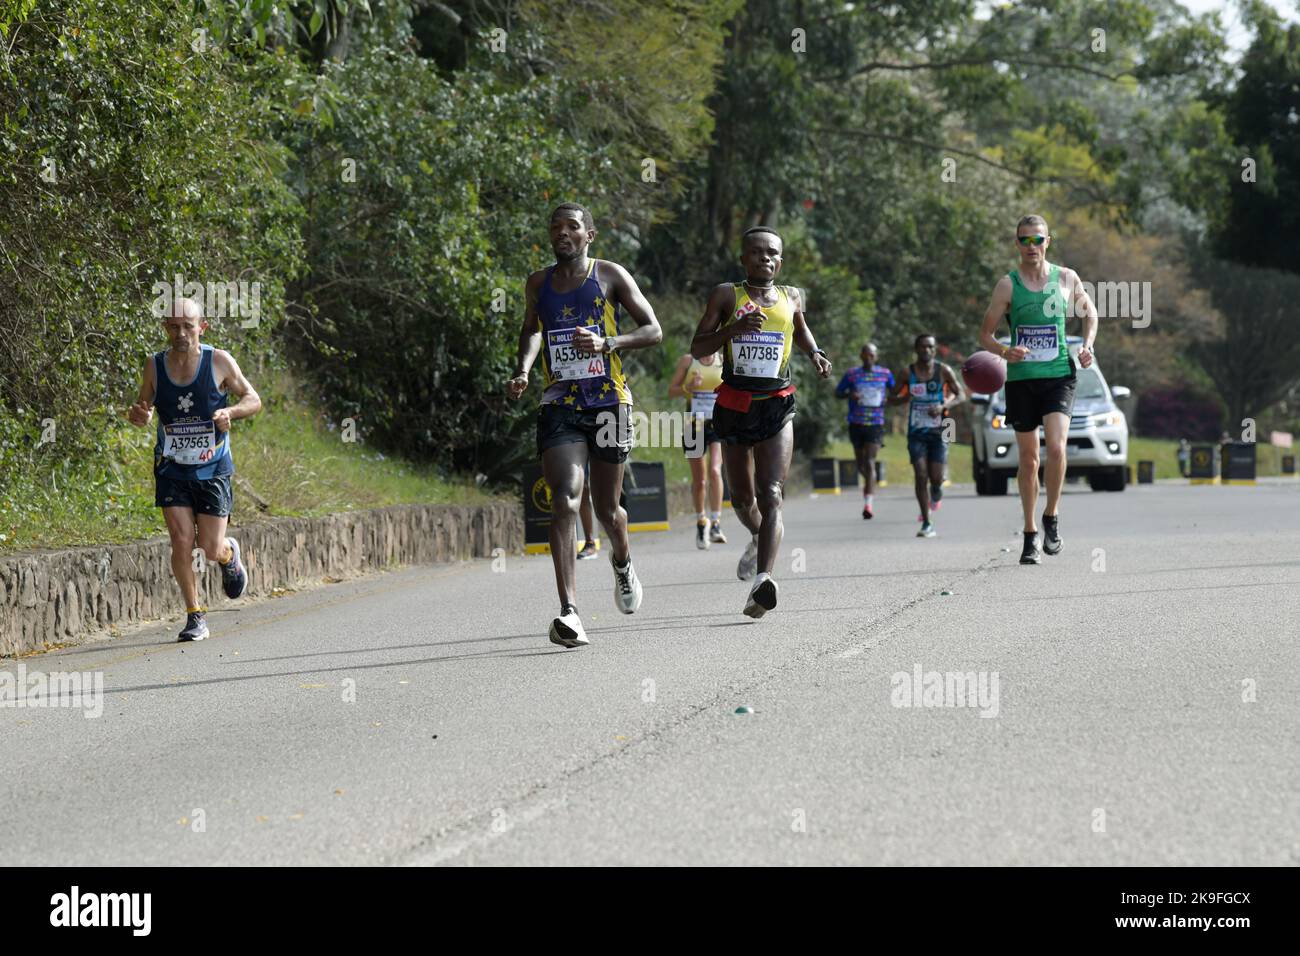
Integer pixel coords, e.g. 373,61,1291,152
1016,324,1060,362
691,390,717,419
857,385,885,408
731,331,785,379
163,420,218,465
910,403,941,430
547,326,607,382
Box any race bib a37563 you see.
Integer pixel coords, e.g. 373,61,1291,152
163,421,217,465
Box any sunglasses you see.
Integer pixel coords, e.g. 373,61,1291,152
1016,235,1048,246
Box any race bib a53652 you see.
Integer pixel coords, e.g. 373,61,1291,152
547,326,607,381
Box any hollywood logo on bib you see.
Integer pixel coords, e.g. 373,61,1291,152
1016,324,1059,362
731,330,784,379
547,326,607,382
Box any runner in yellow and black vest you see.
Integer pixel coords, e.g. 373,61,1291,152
690,226,833,619
667,349,727,549
978,214,1099,565
506,202,663,649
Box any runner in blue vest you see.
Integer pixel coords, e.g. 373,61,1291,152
126,297,260,641
887,334,965,538
835,342,893,519
978,214,1098,564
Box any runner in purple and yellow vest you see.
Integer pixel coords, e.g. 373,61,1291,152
689,226,833,620
506,202,663,649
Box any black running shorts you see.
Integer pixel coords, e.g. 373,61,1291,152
1005,374,1077,432
711,393,796,446
536,403,632,464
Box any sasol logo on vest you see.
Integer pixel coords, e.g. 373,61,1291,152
891,663,1000,718
50,886,151,936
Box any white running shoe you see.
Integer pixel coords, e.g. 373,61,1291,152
737,535,759,581
695,519,710,550
709,521,727,544
743,574,778,619
549,609,589,648
612,555,643,614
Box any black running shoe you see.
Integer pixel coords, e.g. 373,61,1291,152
1019,531,1042,565
221,537,247,599
178,611,208,642
1042,514,1062,556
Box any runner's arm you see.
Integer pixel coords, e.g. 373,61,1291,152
691,284,749,357
835,371,852,398
978,276,1018,358
126,357,156,426
215,350,262,422
512,272,544,379
1064,268,1098,365
667,353,694,399
791,288,832,377
603,261,662,351
940,363,967,413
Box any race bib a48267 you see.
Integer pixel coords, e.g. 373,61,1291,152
730,331,785,379
1016,324,1060,362
163,420,218,465
547,326,607,382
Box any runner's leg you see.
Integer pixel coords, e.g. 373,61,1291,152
542,442,587,609
1041,411,1068,517
589,456,630,565
164,506,201,610
752,420,794,574
1015,429,1041,533
723,444,760,537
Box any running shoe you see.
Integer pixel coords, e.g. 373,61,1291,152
1020,531,1042,565
743,575,778,619
862,502,874,519
549,608,589,648
709,521,727,544
736,535,759,581
221,537,247,599
1042,515,1062,556
611,555,643,614
696,519,710,550
917,520,936,538
576,540,598,560
178,611,208,642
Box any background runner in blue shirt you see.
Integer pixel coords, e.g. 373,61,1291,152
835,343,893,519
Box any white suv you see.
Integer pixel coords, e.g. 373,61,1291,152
970,336,1130,494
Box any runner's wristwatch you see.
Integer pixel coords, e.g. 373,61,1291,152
601,337,616,355
808,348,827,360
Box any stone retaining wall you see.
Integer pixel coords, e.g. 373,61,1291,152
0,502,521,658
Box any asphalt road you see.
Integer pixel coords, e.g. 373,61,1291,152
3,478,1298,866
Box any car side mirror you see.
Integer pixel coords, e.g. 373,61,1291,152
1111,386,1131,401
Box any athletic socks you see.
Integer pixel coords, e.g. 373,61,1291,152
707,510,721,523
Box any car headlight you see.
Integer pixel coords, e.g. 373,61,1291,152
1091,411,1123,427
991,414,1010,430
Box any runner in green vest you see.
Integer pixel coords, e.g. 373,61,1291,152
978,214,1098,564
